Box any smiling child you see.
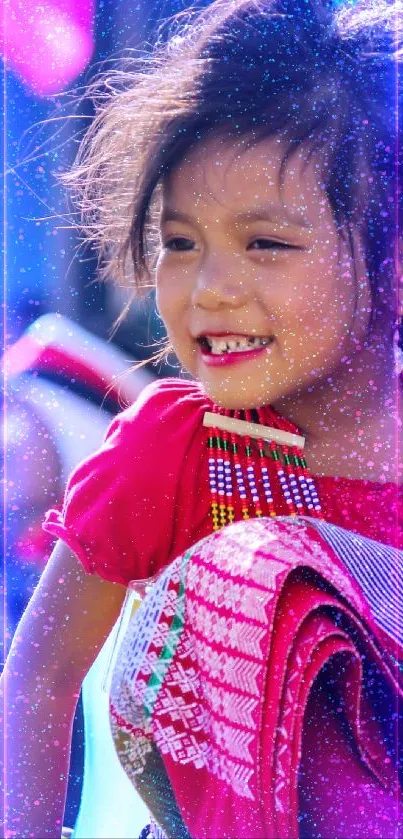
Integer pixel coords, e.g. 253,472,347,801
2,1,403,838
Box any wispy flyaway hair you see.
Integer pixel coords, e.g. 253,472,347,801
64,0,402,322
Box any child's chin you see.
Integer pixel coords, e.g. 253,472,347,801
201,380,275,411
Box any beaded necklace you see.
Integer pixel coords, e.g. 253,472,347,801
204,406,322,532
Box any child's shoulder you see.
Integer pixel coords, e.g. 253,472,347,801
104,377,212,446
114,376,210,422
129,376,209,407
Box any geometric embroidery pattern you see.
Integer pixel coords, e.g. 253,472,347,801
109,517,401,837
110,520,297,801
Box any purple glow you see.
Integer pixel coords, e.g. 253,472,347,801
1,0,95,96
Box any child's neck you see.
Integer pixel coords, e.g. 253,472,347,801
272,342,403,484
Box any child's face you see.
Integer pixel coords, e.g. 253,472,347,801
156,134,371,409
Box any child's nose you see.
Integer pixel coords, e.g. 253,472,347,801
191,260,250,310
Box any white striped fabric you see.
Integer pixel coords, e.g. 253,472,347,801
292,517,403,646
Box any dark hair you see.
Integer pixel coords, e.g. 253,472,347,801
66,0,402,329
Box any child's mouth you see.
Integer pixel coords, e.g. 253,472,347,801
197,334,274,366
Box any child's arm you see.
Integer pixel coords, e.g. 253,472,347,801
1,539,127,839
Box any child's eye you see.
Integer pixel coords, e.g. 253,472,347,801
164,236,195,251
247,238,294,251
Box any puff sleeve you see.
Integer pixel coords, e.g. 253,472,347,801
43,378,211,586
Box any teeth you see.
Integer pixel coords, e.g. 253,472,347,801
205,336,272,355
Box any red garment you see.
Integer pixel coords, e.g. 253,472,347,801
43,378,402,585
110,518,403,839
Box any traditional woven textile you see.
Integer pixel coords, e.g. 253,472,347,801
109,518,402,839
